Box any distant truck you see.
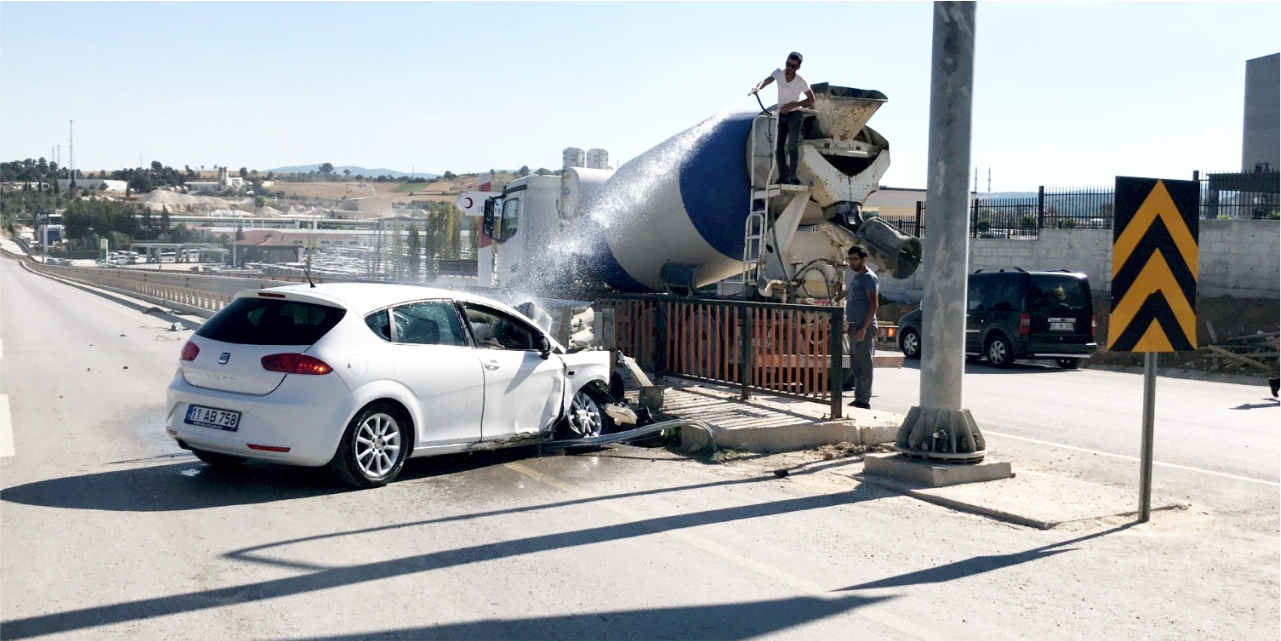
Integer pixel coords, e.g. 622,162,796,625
460,83,921,302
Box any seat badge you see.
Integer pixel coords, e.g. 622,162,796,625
219,353,231,364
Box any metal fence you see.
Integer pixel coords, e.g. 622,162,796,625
877,170,1279,241
598,294,845,417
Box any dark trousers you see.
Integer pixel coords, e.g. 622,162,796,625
847,326,875,404
775,111,804,182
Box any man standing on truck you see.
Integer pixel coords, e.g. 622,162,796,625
845,244,879,409
752,52,815,185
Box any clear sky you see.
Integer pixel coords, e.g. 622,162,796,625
1,2,1276,191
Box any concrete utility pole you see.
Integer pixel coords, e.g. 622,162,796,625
895,1,986,461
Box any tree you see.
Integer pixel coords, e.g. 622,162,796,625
319,163,334,175
151,161,163,172
443,171,455,180
535,168,552,176
406,223,422,278
343,169,351,178
240,167,248,179
519,165,530,177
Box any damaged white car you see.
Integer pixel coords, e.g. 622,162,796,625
165,283,615,488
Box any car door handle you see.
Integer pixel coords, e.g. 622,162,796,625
484,360,500,370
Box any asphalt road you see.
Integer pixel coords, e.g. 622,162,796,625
867,352,1278,516
2,256,1277,640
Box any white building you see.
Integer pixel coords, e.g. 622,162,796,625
55,179,127,192
562,147,585,170
586,148,609,170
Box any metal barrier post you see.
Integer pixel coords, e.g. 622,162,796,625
828,306,844,418
739,305,753,400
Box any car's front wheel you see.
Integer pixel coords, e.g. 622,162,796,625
986,334,1015,369
329,403,408,489
561,388,610,440
190,448,246,467
899,327,921,360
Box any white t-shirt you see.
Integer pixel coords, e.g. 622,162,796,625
770,68,811,107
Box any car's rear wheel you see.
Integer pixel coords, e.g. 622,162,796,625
986,334,1015,369
899,327,921,360
1056,358,1081,370
329,403,408,489
190,448,246,467
561,388,610,440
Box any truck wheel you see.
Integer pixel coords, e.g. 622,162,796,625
328,403,408,489
1056,358,1081,370
986,334,1015,369
899,327,921,360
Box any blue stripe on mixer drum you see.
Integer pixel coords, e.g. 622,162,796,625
579,220,649,292
677,111,755,260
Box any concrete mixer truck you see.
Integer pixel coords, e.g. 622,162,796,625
464,83,922,302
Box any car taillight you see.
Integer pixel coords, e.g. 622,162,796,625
261,353,333,375
1019,313,1031,336
180,341,200,361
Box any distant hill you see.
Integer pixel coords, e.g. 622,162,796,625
266,164,437,179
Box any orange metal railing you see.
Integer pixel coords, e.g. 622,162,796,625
599,295,845,417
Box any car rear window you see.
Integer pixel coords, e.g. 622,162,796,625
1030,275,1090,313
197,298,347,346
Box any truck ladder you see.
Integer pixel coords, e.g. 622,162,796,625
742,112,778,293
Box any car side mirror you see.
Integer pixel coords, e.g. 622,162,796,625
482,198,497,239
538,335,553,359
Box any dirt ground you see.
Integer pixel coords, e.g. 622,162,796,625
879,296,1279,378
263,173,519,205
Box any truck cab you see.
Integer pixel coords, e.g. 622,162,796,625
482,175,566,288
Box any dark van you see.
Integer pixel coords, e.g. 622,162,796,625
896,268,1098,369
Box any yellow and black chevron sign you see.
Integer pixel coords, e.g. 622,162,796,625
1109,177,1200,352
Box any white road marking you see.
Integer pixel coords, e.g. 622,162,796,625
984,430,1280,487
0,394,13,457
505,461,952,641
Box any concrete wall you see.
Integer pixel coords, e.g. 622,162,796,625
879,220,1279,302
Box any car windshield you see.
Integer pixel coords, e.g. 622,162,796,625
1030,275,1089,313
197,297,346,346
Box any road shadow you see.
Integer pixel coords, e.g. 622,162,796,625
1,483,891,639
1230,399,1280,410
0,445,654,513
261,594,889,640
835,523,1134,592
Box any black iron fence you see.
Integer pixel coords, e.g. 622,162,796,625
597,294,845,417
874,170,1278,240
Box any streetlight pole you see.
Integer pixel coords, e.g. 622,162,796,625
895,2,987,461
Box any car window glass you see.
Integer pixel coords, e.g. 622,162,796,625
391,301,467,346
983,278,1021,312
500,198,519,241
197,298,346,346
1030,276,1089,313
365,310,391,341
967,281,983,311
463,305,536,351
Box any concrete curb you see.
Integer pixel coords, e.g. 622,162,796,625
680,420,898,454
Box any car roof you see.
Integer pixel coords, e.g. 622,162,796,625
972,269,1088,278
236,282,526,317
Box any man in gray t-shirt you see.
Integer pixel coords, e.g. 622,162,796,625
844,245,879,409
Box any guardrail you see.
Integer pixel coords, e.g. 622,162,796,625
0,248,334,317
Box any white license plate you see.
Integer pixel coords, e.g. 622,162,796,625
185,404,241,431
1050,321,1074,331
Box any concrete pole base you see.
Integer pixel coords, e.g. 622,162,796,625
894,406,986,463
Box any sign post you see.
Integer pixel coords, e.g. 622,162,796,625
1109,177,1200,522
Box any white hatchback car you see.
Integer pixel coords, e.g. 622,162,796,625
166,283,614,488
